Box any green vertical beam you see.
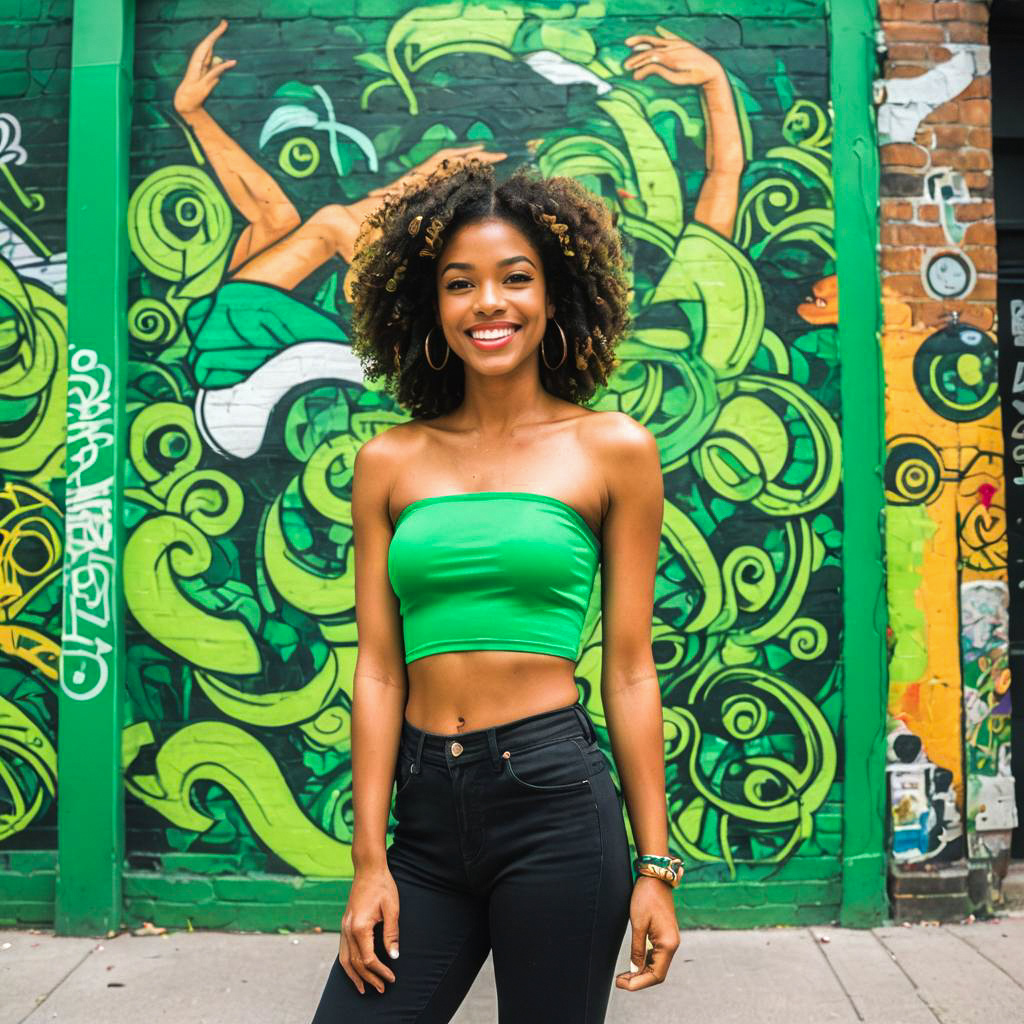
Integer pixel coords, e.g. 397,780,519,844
57,0,133,935
830,0,890,926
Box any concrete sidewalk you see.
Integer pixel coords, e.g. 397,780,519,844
3,914,1023,1023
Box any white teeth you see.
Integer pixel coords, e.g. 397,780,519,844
470,327,517,341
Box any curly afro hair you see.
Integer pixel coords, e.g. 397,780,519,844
348,158,632,420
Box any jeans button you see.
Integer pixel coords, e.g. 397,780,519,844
450,741,464,757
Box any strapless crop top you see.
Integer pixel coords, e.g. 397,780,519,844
387,491,601,664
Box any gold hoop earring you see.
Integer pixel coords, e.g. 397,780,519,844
424,326,450,371
541,319,567,371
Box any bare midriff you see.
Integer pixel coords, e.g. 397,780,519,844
403,648,581,734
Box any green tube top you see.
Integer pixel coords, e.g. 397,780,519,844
387,491,601,664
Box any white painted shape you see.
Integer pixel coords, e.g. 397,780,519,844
195,341,364,460
524,51,612,95
878,49,976,144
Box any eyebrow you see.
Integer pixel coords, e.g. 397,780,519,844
440,255,537,275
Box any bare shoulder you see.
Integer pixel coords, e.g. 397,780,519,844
579,410,661,488
353,420,426,504
355,420,422,471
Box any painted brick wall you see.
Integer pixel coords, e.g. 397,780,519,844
0,0,872,932
0,0,70,882
121,0,846,931
878,0,1016,879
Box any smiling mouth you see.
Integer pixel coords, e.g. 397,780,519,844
466,325,521,348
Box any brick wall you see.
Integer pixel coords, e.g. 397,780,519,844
878,0,1016,879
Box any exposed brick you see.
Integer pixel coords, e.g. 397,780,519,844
883,273,928,298
933,124,969,148
882,171,926,197
967,126,992,148
927,98,960,124
930,147,991,171
884,21,946,43
960,76,991,100
887,63,930,78
969,277,997,300
954,199,995,222
948,22,989,44
881,1,937,21
937,1,991,22
886,42,931,61
882,248,926,272
882,199,915,221
893,224,952,246
964,172,994,195
964,247,996,273
919,204,940,224
914,126,936,147
963,221,996,245
959,99,990,125
881,143,929,168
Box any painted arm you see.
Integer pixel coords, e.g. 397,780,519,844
174,20,300,250
624,29,745,238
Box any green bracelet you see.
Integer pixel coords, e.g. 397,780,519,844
633,854,684,888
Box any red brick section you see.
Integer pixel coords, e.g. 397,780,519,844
878,0,994,331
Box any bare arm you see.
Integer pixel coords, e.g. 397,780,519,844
625,29,744,238
593,413,680,992
338,432,409,996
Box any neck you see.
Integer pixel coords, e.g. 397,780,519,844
455,357,555,437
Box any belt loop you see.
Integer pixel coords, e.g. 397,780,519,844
573,703,596,744
486,726,502,771
412,730,426,773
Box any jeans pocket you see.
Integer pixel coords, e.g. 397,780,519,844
501,735,592,792
394,752,418,796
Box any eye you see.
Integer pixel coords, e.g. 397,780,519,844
445,279,471,291
507,272,533,284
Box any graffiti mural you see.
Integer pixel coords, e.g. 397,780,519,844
878,4,1016,865
124,2,842,891
0,106,68,849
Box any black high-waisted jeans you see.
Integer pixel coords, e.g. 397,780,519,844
311,701,633,1023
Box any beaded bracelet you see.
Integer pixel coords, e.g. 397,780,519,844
633,854,684,888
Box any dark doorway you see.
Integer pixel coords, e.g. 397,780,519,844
992,0,1024,858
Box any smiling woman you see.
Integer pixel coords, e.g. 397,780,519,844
348,158,632,418
307,156,678,1022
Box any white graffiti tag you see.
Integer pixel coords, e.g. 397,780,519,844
61,347,115,701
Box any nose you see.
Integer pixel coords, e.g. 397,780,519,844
474,278,505,314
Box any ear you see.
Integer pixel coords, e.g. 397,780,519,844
546,296,556,320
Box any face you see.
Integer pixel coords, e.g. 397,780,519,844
435,218,555,373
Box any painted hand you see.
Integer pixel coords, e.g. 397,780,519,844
365,144,508,199
614,876,681,992
624,28,725,88
174,19,238,117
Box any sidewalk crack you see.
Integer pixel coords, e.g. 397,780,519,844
807,928,865,1022
16,942,97,1024
946,926,1024,993
871,930,946,1024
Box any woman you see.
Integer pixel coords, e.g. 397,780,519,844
311,157,680,1023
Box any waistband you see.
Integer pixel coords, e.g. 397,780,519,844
400,701,597,773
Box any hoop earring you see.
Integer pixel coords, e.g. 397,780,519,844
424,327,450,371
541,319,567,371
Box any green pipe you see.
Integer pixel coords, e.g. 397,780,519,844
57,0,134,935
829,0,890,926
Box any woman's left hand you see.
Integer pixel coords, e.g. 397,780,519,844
614,876,681,991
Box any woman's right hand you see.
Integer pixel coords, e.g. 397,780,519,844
339,865,401,995
174,19,237,118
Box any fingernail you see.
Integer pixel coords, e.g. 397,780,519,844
389,946,400,959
